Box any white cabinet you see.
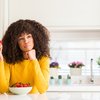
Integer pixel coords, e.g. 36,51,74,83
4,0,100,26
0,0,100,35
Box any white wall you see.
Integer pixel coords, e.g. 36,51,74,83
0,0,4,38
0,0,9,37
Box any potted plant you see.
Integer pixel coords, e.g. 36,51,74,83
97,57,100,67
68,61,84,76
49,76,55,85
97,57,100,74
50,62,60,68
66,74,71,84
58,75,63,85
50,61,60,78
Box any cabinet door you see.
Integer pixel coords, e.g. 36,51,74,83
7,0,100,26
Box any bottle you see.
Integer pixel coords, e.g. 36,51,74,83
58,75,63,85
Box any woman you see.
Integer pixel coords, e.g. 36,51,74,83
0,19,50,94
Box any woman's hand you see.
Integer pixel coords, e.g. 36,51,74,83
23,49,36,60
0,41,3,61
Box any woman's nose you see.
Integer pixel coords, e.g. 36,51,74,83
24,37,28,43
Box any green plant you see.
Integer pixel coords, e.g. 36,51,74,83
67,74,71,79
97,57,100,65
58,75,62,79
50,76,54,79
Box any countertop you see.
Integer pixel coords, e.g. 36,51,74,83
1,91,100,100
48,84,100,92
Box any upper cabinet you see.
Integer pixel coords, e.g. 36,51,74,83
0,0,100,34
8,0,100,26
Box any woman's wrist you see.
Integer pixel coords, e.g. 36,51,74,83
0,58,3,61
0,54,3,61
0,57,3,61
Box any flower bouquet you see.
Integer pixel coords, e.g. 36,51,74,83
68,61,84,68
68,61,84,76
50,62,60,68
49,61,60,78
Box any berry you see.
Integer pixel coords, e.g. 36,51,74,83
11,82,31,87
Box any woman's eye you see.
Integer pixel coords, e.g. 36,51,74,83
18,34,32,42
18,38,24,41
27,35,32,38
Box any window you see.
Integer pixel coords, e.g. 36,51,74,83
50,29,100,76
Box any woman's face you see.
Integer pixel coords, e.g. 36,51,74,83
18,33,34,52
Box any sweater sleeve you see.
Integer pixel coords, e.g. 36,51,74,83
0,61,10,93
30,57,50,94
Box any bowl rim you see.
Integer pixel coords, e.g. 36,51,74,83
9,86,32,95
9,86,32,88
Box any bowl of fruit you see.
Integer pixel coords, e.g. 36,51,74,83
9,82,32,95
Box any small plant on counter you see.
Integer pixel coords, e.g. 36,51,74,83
97,57,100,66
50,76,54,79
68,61,84,68
50,76,55,85
58,75,62,79
67,74,71,79
66,74,71,84
50,61,60,68
58,75,63,85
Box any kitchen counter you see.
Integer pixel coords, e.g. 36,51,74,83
48,84,100,92
0,93,47,100
1,92,100,100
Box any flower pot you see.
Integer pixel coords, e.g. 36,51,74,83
70,68,82,76
50,78,55,85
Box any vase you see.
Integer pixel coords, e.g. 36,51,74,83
70,68,82,76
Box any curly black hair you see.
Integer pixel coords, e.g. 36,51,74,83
2,19,50,64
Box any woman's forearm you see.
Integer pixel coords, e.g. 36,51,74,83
0,61,9,93
31,58,50,93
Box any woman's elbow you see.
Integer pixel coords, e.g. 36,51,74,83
0,86,8,94
39,83,49,94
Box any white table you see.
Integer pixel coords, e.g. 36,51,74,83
1,92,100,100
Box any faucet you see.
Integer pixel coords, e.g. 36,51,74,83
90,58,94,83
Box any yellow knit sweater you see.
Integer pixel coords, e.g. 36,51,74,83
0,56,50,94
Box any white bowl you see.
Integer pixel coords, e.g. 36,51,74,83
9,87,32,95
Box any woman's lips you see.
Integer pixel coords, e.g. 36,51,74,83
24,44,31,48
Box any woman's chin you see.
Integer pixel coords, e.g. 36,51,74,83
23,48,32,52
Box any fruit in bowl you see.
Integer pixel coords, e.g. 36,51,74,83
9,82,32,95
